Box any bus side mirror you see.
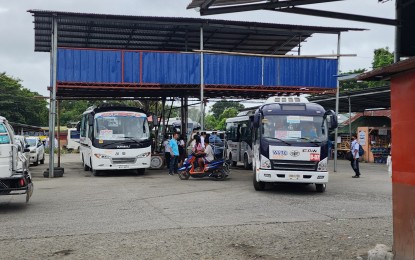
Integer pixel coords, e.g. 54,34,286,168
324,110,338,130
88,115,94,126
76,122,81,132
253,114,260,128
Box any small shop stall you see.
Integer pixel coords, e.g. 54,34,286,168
335,116,390,162
357,126,391,163
335,134,350,159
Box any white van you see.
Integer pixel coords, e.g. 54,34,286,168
0,116,33,202
66,128,80,151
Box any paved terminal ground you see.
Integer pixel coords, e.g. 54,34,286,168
0,154,392,259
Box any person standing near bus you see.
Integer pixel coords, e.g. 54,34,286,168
178,134,186,167
351,134,361,178
200,132,206,148
169,132,179,176
163,134,171,169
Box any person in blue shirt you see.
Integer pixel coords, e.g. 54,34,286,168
209,131,223,159
169,132,180,176
301,122,318,139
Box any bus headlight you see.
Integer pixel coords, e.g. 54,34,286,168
94,153,110,159
137,152,151,158
260,155,271,169
317,158,328,171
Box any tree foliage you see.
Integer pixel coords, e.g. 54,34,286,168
340,47,394,92
0,72,49,126
210,101,244,118
372,47,394,69
204,107,239,130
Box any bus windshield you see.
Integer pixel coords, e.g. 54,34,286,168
262,115,327,142
94,112,150,141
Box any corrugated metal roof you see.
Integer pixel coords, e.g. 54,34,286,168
309,86,390,112
29,9,362,54
337,116,390,134
188,0,264,9
357,57,415,81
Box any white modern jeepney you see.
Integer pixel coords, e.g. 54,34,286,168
79,106,152,176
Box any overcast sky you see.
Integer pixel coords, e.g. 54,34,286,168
0,0,395,97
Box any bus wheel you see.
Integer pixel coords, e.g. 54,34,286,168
243,154,251,170
253,174,265,191
315,184,326,193
82,156,90,171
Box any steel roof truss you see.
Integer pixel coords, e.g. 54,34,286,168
275,7,397,26
199,0,343,15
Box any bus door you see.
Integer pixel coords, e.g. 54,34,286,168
239,122,251,161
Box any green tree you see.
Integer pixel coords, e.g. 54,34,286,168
340,47,394,92
372,47,394,69
59,100,91,126
0,72,49,126
339,68,370,92
204,114,218,130
214,107,239,130
210,101,244,118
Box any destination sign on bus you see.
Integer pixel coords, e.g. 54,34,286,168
97,112,146,118
269,145,321,161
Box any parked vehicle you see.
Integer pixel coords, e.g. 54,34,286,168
26,136,45,166
251,96,338,192
65,128,80,151
79,105,156,176
0,116,33,202
177,153,230,181
225,111,254,169
15,135,30,170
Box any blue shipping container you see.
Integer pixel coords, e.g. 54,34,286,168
57,48,337,89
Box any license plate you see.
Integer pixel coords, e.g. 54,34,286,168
288,174,301,180
118,165,129,169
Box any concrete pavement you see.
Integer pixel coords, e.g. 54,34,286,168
0,154,392,259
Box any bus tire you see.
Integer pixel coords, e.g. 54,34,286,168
315,183,326,193
229,153,237,167
253,173,265,191
243,154,251,170
40,154,45,164
92,169,101,176
82,156,90,171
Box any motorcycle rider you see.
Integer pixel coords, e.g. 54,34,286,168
204,139,214,164
192,135,205,170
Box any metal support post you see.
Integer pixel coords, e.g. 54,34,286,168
348,96,352,140
57,100,61,168
200,26,205,131
49,16,58,178
334,32,341,172
185,97,189,144
394,0,401,62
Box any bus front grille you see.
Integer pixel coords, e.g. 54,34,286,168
111,158,137,164
271,160,317,171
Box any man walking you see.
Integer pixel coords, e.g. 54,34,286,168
169,132,180,176
350,134,361,178
163,134,171,169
